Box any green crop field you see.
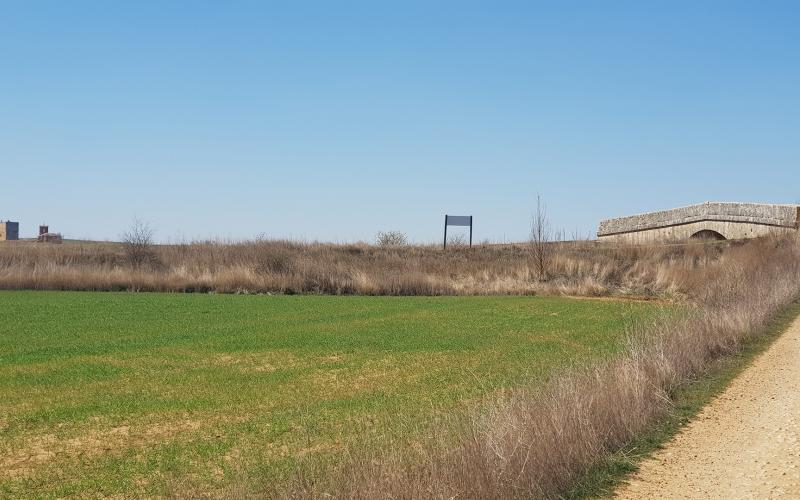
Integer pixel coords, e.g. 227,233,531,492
0,291,661,497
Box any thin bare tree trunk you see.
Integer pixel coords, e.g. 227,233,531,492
530,194,551,280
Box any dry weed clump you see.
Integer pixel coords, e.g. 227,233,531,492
0,238,734,298
270,236,800,499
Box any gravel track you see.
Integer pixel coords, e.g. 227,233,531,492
616,314,800,499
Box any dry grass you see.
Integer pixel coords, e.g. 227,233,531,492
264,235,800,499
3,236,797,498
0,239,735,298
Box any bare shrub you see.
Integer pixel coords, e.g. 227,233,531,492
120,219,157,269
447,233,467,247
375,231,408,246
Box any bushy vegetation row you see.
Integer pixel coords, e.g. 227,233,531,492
0,238,734,298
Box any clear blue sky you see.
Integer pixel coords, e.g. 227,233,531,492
2,1,798,242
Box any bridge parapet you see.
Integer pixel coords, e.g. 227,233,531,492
598,202,799,237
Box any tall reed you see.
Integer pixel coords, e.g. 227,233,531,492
0,239,733,298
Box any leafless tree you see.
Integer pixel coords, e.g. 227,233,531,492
530,194,551,280
376,231,408,246
447,233,468,247
121,218,156,268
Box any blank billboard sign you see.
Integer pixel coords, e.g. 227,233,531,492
445,215,472,226
443,215,473,249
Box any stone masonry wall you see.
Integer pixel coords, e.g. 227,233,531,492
597,220,797,244
598,202,800,237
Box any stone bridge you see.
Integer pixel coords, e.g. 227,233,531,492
597,202,800,244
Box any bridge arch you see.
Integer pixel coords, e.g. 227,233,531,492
690,229,726,240
598,202,799,244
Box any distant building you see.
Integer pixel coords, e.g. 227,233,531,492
37,224,63,244
0,221,20,241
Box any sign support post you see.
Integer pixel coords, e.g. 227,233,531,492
443,215,448,250
443,215,473,249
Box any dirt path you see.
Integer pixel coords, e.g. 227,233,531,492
616,314,800,499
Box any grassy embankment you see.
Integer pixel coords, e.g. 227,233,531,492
0,238,729,297
0,292,660,497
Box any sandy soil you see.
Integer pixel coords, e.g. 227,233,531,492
616,314,800,499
